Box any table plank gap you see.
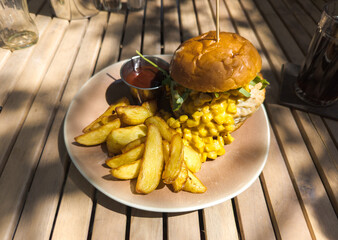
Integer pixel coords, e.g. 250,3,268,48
91,192,127,240
129,209,163,240
293,110,338,212
95,11,126,73
12,19,89,240
162,0,180,54
120,8,144,59
194,0,215,34
268,104,338,240
142,0,161,55
203,200,239,240
236,179,276,240
0,16,69,240
260,123,313,239
167,211,200,240
179,0,199,41
51,164,95,240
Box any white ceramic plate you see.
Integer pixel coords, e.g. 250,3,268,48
64,55,270,212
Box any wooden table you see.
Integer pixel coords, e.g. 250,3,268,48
0,0,337,239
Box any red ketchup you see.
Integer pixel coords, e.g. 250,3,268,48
126,65,164,88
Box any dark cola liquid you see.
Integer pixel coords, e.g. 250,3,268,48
295,28,338,106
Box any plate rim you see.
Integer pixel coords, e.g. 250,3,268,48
63,55,271,213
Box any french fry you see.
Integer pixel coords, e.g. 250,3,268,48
106,144,144,168
142,100,157,116
145,116,173,141
75,118,121,146
116,105,152,125
111,160,141,179
83,97,129,133
121,136,146,153
106,124,147,155
183,170,207,193
136,124,164,194
184,145,202,173
162,134,184,184
171,161,188,192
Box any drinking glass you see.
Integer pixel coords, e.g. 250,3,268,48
295,1,338,106
127,0,145,11
0,0,39,51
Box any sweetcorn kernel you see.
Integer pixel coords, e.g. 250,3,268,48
209,128,218,136
186,119,199,128
198,127,208,137
192,111,203,120
217,136,224,146
217,147,226,156
201,112,213,123
167,117,180,128
224,125,235,132
216,124,225,132
207,151,217,159
175,128,182,134
227,102,237,114
214,112,226,125
183,132,192,141
201,153,208,162
223,133,235,144
179,115,188,123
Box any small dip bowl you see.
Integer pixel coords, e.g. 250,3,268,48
120,55,170,104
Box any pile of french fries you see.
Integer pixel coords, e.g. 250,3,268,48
75,97,207,194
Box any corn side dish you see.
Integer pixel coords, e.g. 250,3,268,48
160,84,251,162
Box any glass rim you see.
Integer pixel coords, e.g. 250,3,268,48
324,1,338,22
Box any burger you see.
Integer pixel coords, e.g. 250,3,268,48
165,31,268,132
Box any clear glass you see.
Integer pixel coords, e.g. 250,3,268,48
50,0,99,20
295,1,338,106
0,0,39,51
127,0,145,11
102,0,121,12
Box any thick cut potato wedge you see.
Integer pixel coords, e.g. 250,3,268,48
111,160,141,179
184,146,202,173
136,124,164,194
75,118,121,146
106,124,147,155
142,100,157,116
171,161,188,192
162,140,170,164
145,116,173,142
106,144,144,168
116,105,152,125
183,170,207,193
83,97,129,133
121,136,146,153
162,134,183,184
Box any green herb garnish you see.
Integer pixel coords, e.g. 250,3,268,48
136,51,191,111
238,75,270,97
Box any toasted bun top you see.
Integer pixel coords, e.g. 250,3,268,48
169,31,262,92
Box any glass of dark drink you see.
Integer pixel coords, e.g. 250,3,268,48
295,1,338,107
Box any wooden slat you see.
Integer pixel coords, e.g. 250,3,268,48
179,0,199,41
194,0,215,33
261,125,312,239
295,112,338,211
142,0,161,55
228,0,338,238
13,19,88,240
267,0,311,54
130,209,163,240
0,49,11,72
163,0,180,53
251,0,304,65
235,179,276,239
209,0,236,33
0,15,49,108
94,11,126,73
269,104,338,239
45,12,108,239
91,192,127,240
203,201,239,240
281,0,317,36
120,8,144,59
294,0,322,22
51,164,95,240
0,17,68,240
323,118,338,146
167,211,200,240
